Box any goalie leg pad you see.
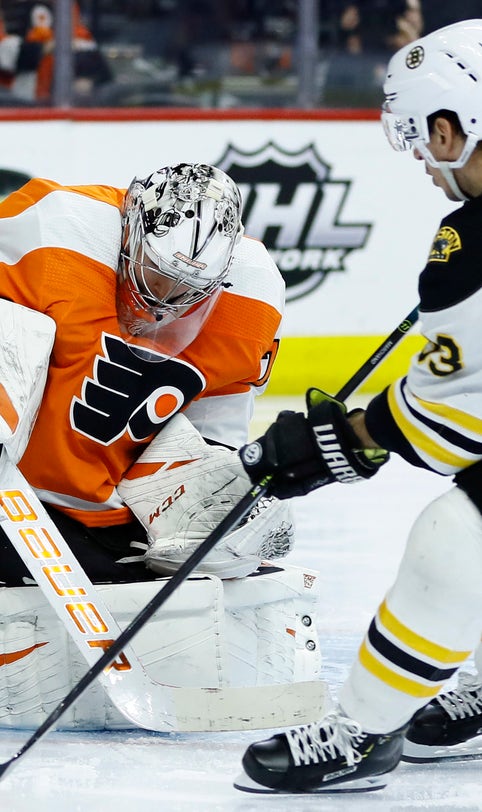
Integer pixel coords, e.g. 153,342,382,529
222,564,322,686
0,300,55,462
0,564,322,730
118,414,294,579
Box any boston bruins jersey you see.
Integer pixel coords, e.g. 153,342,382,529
366,196,482,476
0,178,284,526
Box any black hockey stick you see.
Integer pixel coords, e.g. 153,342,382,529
335,306,419,401
0,304,419,779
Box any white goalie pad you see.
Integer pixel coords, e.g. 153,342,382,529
118,413,294,578
0,300,55,462
0,564,325,731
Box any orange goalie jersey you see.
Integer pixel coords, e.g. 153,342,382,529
0,178,284,526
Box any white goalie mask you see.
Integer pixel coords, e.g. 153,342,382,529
117,163,243,359
381,19,482,200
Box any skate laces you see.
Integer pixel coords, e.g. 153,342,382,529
286,711,367,768
437,672,482,720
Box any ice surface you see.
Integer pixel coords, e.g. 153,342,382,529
0,397,480,811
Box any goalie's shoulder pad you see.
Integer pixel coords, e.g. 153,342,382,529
0,300,55,460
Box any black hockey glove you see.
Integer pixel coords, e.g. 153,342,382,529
239,389,389,499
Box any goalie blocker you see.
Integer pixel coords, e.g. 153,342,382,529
0,563,325,730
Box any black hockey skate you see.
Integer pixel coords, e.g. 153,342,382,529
403,671,482,763
234,709,406,794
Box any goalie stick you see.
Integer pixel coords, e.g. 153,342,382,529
0,457,329,728
0,304,418,779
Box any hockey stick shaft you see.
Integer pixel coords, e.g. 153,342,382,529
0,304,418,777
335,305,419,401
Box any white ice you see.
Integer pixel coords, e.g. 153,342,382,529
0,396,480,812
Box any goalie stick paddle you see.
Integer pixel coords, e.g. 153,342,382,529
0,304,418,778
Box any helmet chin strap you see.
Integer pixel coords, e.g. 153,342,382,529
415,134,479,202
438,162,469,201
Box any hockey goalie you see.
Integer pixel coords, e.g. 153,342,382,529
0,162,328,731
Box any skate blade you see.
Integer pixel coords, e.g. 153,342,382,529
402,737,482,764
233,770,387,794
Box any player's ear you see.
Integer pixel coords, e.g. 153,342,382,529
431,116,460,158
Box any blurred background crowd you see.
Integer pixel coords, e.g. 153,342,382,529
0,1,480,109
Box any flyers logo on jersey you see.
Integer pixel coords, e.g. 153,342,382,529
428,226,462,263
71,334,205,445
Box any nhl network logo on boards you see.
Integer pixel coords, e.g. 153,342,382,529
216,142,371,301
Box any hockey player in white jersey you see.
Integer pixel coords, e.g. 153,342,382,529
235,19,482,794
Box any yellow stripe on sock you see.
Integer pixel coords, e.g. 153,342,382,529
378,601,471,664
359,641,443,698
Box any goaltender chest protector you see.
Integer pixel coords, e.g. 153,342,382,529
0,180,280,525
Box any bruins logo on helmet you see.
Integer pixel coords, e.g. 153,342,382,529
428,226,461,263
405,45,425,70
406,45,424,69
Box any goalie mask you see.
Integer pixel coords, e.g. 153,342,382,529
117,163,242,359
381,19,482,200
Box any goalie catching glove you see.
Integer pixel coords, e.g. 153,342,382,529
118,413,294,579
239,388,389,499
